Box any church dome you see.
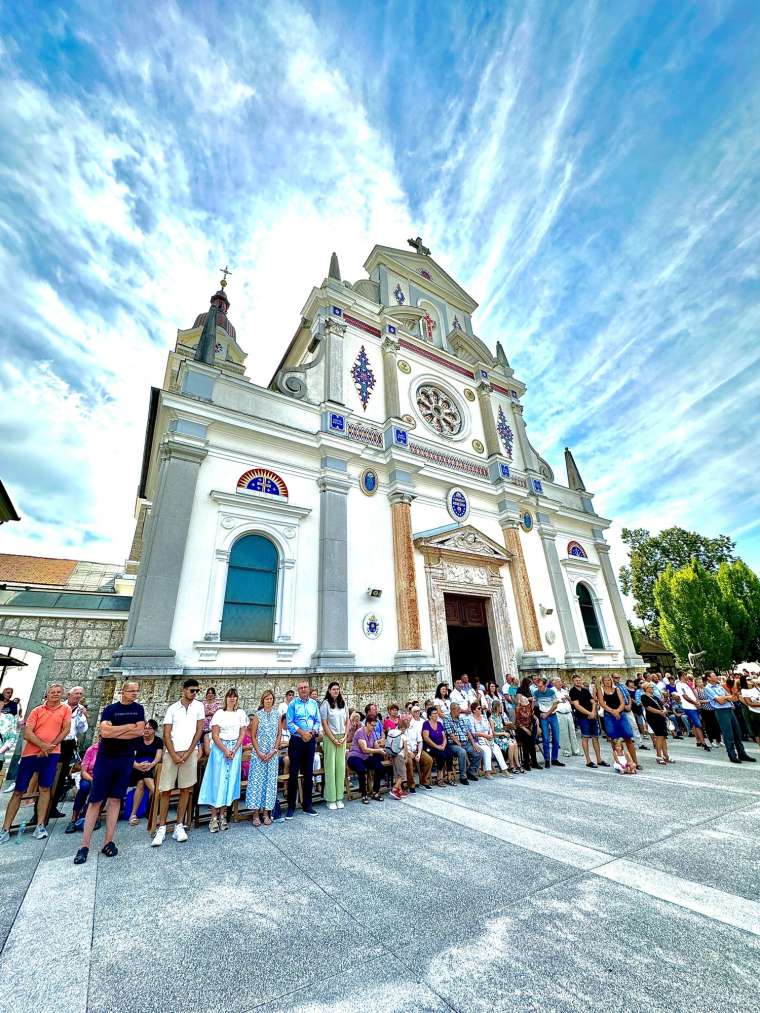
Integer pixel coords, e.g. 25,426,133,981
193,288,237,340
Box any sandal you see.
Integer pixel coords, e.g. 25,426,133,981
262,813,272,826
371,792,383,802
128,815,138,826
251,813,261,827
361,795,371,805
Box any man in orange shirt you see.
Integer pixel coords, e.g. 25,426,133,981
0,682,71,843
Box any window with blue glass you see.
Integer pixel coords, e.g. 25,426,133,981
577,582,604,650
221,535,278,642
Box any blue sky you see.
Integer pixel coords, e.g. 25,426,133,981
1,0,759,598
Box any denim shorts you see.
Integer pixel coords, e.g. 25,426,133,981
89,755,134,805
15,753,59,793
604,714,632,741
683,709,702,729
578,716,601,738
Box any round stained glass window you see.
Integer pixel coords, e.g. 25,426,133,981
416,384,463,437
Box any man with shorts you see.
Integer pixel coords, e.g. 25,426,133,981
568,675,609,769
151,678,204,846
74,681,145,864
0,683,71,843
674,671,710,750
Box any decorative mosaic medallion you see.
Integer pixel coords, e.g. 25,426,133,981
401,414,417,429
416,384,463,437
446,486,470,522
420,269,432,281
363,613,383,639
237,468,289,498
496,406,514,458
463,388,476,402
520,510,534,532
351,345,376,411
398,359,411,374
360,468,379,496
393,282,405,305
471,439,484,454
568,540,587,559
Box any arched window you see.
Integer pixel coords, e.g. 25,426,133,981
576,583,604,649
567,540,587,558
221,535,278,642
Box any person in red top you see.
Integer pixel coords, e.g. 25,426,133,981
0,682,71,843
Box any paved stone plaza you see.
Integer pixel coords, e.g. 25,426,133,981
1,737,758,1013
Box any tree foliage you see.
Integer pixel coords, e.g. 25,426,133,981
716,559,760,664
654,560,733,669
626,619,643,652
619,526,735,634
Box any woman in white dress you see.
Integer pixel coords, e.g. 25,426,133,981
198,688,248,833
470,703,509,777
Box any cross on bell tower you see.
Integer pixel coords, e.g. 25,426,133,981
407,235,430,256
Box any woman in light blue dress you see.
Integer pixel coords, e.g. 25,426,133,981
246,689,282,826
198,688,248,833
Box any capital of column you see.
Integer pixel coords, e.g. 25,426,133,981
475,379,493,398
324,316,347,339
381,336,400,355
160,436,208,466
317,474,352,495
388,491,414,506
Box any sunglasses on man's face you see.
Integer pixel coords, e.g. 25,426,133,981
187,688,199,694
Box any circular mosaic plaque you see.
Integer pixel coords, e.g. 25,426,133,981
446,487,470,523
398,360,411,374
464,388,476,402
360,468,378,496
471,439,484,454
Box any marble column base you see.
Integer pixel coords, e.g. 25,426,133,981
393,649,439,672
310,649,356,670
517,651,559,671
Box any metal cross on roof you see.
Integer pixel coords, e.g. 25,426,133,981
407,236,430,256
219,264,232,288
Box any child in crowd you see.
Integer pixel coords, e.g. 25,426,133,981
386,714,410,800
612,740,636,774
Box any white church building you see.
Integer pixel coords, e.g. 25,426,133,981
111,239,642,704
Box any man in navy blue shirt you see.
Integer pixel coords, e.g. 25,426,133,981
74,681,145,864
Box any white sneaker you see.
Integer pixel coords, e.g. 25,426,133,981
32,824,48,840
0,829,10,844
151,825,166,847
336,800,345,809
172,823,188,843
328,802,338,811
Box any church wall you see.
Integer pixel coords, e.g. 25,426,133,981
169,437,322,670
492,393,525,469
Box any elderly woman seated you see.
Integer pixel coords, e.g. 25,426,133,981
347,713,386,804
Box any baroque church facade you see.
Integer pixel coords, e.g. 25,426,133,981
111,240,642,704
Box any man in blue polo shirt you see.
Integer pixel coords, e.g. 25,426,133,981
285,680,321,818
704,672,756,765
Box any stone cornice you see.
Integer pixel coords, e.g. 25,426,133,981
209,490,312,518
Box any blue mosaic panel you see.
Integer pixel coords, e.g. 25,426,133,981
496,407,514,459
351,345,376,411
500,463,511,478
532,478,544,495
394,428,408,447
330,413,346,432
393,283,405,304
331,305,343,316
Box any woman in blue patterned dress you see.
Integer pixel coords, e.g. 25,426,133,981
246,689,282,826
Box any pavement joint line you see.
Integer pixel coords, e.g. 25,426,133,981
402,781,760,937
591,859,760,937
631,773,760,797
252,820,461,1013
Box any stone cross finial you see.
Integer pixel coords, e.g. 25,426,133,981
407,236,430,256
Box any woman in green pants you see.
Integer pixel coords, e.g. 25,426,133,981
320,682,348,810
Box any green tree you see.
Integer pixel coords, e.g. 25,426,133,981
626,619,643,652
716,559,760,663
619,526,735,635
654,560,733,670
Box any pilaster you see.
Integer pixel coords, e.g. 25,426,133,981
475,380,501,457
389,490,428,668
381,336,401,419
113,431,207,669
311,457,355,668
323,316,347,405
536,517,586,667
593,530,644,668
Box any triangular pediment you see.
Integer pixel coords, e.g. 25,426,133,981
364,245,478,313
447,325,497,368
414,524,510,564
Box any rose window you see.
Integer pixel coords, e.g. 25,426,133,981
416,384,463,436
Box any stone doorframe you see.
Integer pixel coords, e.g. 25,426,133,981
414,525,517,686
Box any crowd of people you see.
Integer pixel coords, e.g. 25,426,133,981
0,666,757,863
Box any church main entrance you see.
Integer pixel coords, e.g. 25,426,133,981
444,594,495,686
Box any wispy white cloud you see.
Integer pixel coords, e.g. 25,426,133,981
1,0,759,600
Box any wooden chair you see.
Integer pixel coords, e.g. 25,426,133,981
147,760,200,834
7,760,62,833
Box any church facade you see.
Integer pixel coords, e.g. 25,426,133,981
111,241,642,705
